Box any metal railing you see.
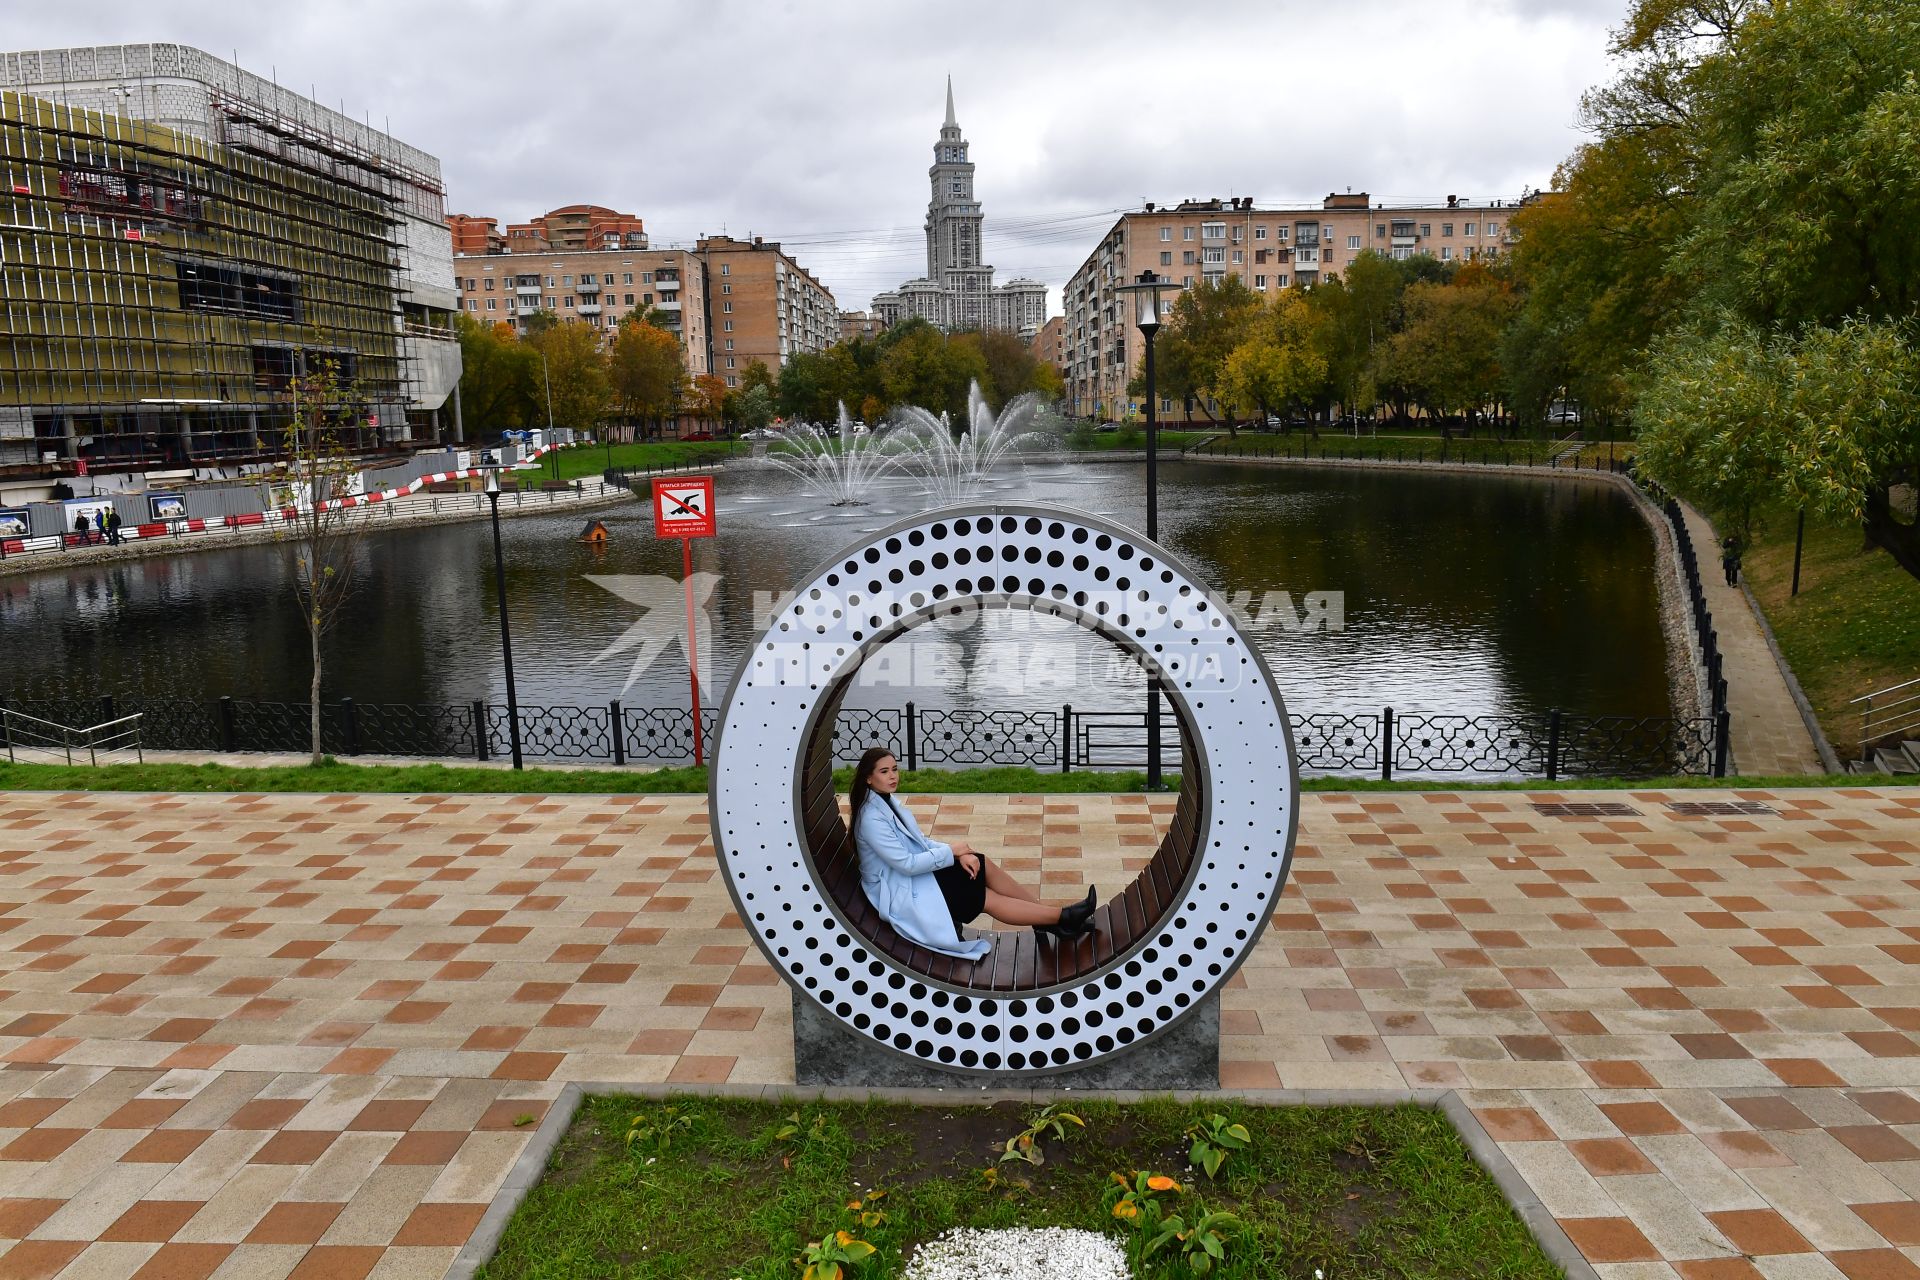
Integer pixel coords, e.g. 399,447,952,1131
1853,677,1920,753
0,693,1725,779
0,708,144,765
1662,497,1731,736
1182,433,1634,472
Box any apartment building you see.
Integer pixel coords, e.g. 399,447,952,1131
0,44,460,486
1062,193,1517,422
1031,316,1066,380
696,235,837,387
452,247,711,378
838,311,885,345
504,204,647,254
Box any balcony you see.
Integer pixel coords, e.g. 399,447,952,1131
576,279,601,295
515,282,541,296
576,302,602,316
656,277,681,291
655,299,681,313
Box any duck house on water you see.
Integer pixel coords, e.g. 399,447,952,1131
576,519,610,546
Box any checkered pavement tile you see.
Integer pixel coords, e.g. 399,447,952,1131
0,787,1910,1277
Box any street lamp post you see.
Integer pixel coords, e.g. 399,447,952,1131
539,352,558,482
1115,269,1177,789
483,470,524,769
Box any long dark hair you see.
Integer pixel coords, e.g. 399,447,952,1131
848,747,899,834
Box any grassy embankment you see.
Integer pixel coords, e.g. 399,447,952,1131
1740,503,1920,758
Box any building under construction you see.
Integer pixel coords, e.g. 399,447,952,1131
0,44,460,496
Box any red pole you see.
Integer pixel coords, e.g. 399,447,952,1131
683,535,704,766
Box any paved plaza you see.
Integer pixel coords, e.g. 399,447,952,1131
0,786,1913,1278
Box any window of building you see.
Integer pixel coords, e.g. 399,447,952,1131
1159,226,1171,241
621,294,631,305
1201,221,1226,240
1465,246,1477,260
726,356,736,368
562,275,572,285
1488,221,1500,235
724,338,734,350
1465,222,1477,236
1277,226,1289,242
1375,224,1386,239
1419,224,1430,238
720,263,730,275
545,296,555,308
545,276,554,286
581,273,594,285
1347,235,1361,249
1324,224,1334,241
484,278,495,290
1231,249,1243,264
642,271,654,283
723,320,732,331
722,300,732,313
721,282,731,294
564,296,574,308
486,298,496,310
1182,274,1193,286
464,277,475,290
644,293,653,304
1182,227,1194,241
1203,247,1225,263
1442,223,1454,237
1277,274,1289,288
1182,250,1195,265
1254,274,1267,289
1254,225,1267,240
623,273,633,283
1441,247,1452,260
1159,251,1172,266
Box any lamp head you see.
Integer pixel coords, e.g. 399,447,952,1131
1120,269,1170,335
483,469,500,496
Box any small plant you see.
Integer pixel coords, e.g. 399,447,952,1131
1105,1169,1182,1228
843,1188,888,1230
774,1108,832,1167
512,1113,537,1128
997,1103,1085,1167
798,1229,875,1280
1185,1113,1252,1180
625,1104,694,1153
979,1164,1032,1198
1141,1207,1245,1276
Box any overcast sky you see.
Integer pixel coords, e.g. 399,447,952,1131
13,0,1628,312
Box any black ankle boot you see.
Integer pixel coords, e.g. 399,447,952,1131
1056,887,1097,935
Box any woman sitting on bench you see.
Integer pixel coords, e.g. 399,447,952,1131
849,747,1097,961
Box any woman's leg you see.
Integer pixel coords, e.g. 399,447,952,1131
980,856,1044,903
982,889,1062,927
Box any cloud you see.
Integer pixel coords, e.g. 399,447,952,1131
10,0,1623,312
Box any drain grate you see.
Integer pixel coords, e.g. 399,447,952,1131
1531,802,1641,818
1666,800,1777,817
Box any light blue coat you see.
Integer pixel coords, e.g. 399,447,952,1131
853,794,993,961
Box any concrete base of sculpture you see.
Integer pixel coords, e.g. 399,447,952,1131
793,991,1219,1090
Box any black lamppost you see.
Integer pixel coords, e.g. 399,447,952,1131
483,469,524,769
1116,269,1177,789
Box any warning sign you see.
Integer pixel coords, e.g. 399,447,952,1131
651,475,716,539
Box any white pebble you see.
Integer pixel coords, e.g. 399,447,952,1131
903,1227,1133,1280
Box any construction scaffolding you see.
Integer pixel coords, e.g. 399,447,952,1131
0,46,460,481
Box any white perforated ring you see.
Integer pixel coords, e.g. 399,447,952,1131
709,503,1299,1076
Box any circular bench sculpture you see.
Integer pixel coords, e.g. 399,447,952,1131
710,504,1299,1080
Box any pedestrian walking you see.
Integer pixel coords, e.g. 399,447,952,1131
73,512,90,545
1721,536,1742,587
106,510,122,545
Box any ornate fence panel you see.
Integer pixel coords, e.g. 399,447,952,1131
619,706,720,763
353,703,483,759
491,703,614,762
917,707,1062,766
1562,715,1717,778
827,707,907,764
1294,712,1383,774
1392,713,1548,776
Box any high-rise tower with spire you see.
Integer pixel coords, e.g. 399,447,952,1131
873,79,1048,338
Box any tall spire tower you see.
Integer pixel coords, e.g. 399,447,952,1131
924,77,992,330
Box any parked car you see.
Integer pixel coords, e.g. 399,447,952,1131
1547,403,1581,424
1096,422,1121,432
682,431,715,442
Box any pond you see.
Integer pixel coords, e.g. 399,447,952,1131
2,460,1672,739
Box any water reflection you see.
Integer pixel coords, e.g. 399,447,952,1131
0,461,1672,721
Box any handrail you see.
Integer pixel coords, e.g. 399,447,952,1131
1852,676,1920,705
1,708,144,766
1854,676,1920,751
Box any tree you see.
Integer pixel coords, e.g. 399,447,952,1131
274,355,368,766
1311,251,1400,420
525,320,609,431
692,374,729,427
1378,275,1516,435
1143,276,1263,428
1221,290,1328,423
775,350,841,423
737,384,776,431
1637,315,1920,578
739,358,777,397
957,329,1058,410
452,314,539,433
880,324,988,420
608,319,687,436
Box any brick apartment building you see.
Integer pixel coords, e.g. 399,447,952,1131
449,210,837,388
1031,316,1066,381
1063,193,1520,422
838,311,885,345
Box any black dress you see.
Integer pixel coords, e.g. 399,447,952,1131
886,795,984,931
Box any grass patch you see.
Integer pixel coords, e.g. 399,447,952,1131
1742,504,1920,759
0,758,1890,795
539,440,743,482
477,1096,1559,1280
1061,430,1213,452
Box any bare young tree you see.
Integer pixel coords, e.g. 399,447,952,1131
274,354,369,765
